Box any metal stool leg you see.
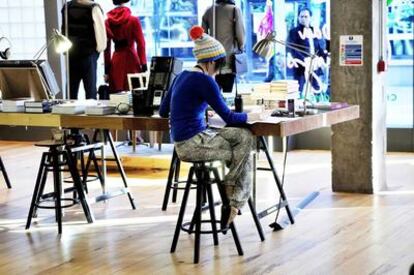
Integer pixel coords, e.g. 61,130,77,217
33,154,51,218
51,148,63,234
0,157,11,189
25,153,47,229
194,168,203,263
89,150,104,190
216,178,243,255
65,151,94,224
170,167,194,253
187,165,205,234
213,176,243,256
205,176,219,246
229,222,244,256
172,157,181,203
187,208,196,235
162,149,178,210
79,151,89,193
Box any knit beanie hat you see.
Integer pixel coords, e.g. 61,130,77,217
189,26,226,63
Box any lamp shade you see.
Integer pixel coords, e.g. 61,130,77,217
52,29,72,54
253,37,274,60
253,32,276,60
33,29,72,62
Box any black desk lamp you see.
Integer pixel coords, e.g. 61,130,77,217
32,29,72,99
253,31,317,116
33,29,72,63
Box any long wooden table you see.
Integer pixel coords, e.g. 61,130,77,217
0,106,360,229
0,105,359,135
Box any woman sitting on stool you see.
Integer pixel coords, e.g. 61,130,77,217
159,26,267,229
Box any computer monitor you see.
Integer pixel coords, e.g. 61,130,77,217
132,57,183,116
147,56,183,107
0,60,60,100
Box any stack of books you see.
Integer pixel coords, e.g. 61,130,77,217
52,100,96,115
25,100,59,113
109,91,132,108
269,80,299,100
85,101,116,116
252,80,299,101
2,97,32,112
251,80,299,110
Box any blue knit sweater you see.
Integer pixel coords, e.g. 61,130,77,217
159,70,247,142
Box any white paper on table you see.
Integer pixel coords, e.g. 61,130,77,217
208,113,299,127
246,116,299,125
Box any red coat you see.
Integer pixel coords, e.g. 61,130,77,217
104,6,146,92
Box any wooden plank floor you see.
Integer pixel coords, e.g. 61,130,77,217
0,141,413,274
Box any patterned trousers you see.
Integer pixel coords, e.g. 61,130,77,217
175,127,255,209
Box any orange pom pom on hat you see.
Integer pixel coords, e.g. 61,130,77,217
189,25,226,62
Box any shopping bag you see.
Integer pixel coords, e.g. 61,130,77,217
233,51,248,75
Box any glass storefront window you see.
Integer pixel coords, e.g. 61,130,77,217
100,0,331,102
0,0,409,128
0,0,46,60
387,0,413,61
386,0,413,128
117,0,211,60
101,0,409,130
245,0,330,102
127,1,329,100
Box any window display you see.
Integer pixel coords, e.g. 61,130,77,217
129,0,199,58
387,0,413,60
99,0,411,128
386,0,413,128
0,1,46,60
110,0,333,99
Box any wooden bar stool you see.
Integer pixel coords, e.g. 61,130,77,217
170,160,243,263
0,156,11,189
162,148,228,211
170,159,264,263
25,140,94,234
163,149,265,242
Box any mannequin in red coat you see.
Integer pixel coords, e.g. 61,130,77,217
104,0,147,93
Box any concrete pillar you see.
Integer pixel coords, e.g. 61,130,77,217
331,0,387,193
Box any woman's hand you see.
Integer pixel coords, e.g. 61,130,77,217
207,110,215,117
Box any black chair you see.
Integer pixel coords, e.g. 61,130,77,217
170,160,264,263
25,140,95,234
0,156,11,189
